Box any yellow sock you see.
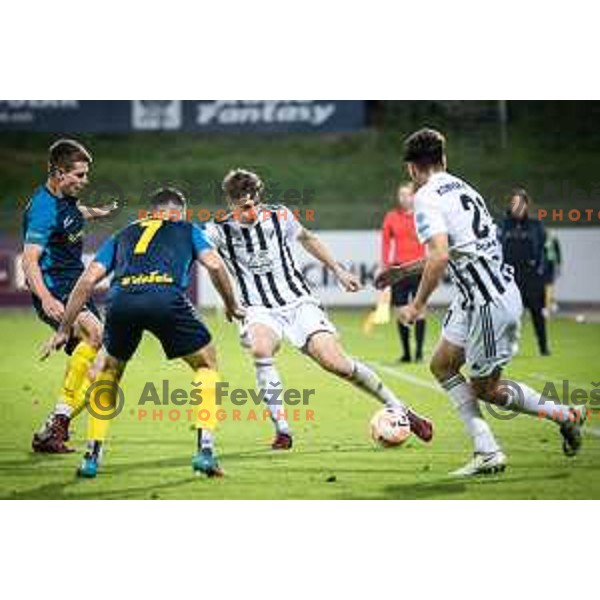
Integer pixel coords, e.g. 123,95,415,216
86,369,119,442
195,368,220,432
59,342,98,419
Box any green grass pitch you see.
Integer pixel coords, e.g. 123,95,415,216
1,308,599,499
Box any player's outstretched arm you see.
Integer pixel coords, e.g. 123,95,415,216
297,228,362,292
198,249,245,322
78,201,119,220
41,262,107,360
374,258,427,289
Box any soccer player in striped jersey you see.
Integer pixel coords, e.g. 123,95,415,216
398,128,586,476
206,169,433,449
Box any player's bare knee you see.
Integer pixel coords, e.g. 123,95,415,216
475,370,504,404
193,354,217,371
470,376,496,403
430,354,453,382
202,345,218,370
319,353,351,377
251,341,275,361
75,313,103,349
470,377,486,399
85,327,102,350
307,335,352,377
184,344,218,371
96,354,124,380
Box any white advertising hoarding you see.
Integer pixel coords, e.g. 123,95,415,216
198,228,600,308
198,230,452,308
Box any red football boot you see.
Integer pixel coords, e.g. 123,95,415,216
32,414,75,453
271,431,293,450
407,409,434,443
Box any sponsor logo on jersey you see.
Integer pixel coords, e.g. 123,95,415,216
120,271,174,286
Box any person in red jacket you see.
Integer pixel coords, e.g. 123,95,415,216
381,182,427,362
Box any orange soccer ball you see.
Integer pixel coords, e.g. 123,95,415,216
370,408,412,447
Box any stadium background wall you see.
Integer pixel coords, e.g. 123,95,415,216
1,228,599,307
2,100,600,305
0,101,366,133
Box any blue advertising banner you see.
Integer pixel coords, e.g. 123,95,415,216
0,101,365,133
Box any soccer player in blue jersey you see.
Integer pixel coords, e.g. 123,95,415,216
43,187,243,478
22,139,118,453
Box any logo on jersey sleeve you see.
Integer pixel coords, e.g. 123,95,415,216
415,212,431,239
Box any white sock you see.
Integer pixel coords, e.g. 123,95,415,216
53,403,72,418
501,381,579,424
255,358,290,434
350,360,406,411
442,374,501,454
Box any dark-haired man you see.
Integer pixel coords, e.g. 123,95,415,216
500,189,550,356
22,139,118,453
43,188,243,478
398,128,586,476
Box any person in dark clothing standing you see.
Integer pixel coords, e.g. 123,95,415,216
500,188,550,356
543,229,562,315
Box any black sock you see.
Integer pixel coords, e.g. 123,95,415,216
397,322,411,358
530,307,549,354
415,318,426,358
197,429,214,452
88,440,102,459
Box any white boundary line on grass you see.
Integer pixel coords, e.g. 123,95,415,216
529,372,591,390
371,364,593,397
371,362,600,438
370,362,444,394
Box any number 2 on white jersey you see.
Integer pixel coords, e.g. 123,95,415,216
460,194,492,239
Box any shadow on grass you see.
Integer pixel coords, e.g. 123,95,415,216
1,466,574,501
4,475,202,500
0,448,283,498
377,471,571,500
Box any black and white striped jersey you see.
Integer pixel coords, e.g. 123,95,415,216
414,172,514,307
205,204,313,308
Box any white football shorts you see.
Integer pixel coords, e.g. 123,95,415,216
240,297,337,350
442,281,523,378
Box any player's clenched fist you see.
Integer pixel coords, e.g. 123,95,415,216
40,330,69,361
397,303,422,325
41,295,65,321
335,267,362,292
225,304,246,322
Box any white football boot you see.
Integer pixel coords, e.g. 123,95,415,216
450,451,507,477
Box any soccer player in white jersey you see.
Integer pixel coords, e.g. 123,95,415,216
397,128,586,476
206,169,434,449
